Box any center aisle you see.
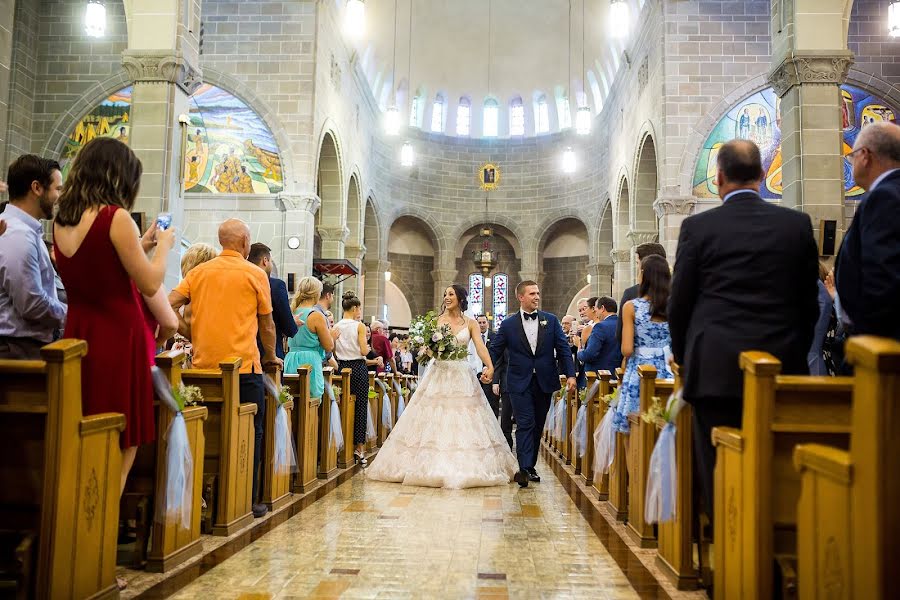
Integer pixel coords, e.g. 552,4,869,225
166,455,645,599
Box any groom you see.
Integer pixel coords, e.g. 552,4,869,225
488,280,576,487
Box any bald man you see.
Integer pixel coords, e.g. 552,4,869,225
669,139,819,519
836,121,900,341
170,218,280,518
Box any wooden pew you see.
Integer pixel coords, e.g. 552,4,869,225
284,366,319,493
0,339,124,599
608,373,628,521
794,336,900,600
144,351,208,572
555,375,566,455
625,366,674,548
365,371,377,455
567,377,578,468
578,371,599,482
262,365,294,512
589,371,613,498
655,363,699,590
180,358,257,536
712,352,853,600
334,368,356,469
375,373,394,446
317,366,338,479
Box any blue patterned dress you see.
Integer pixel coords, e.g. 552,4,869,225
613,298,672,432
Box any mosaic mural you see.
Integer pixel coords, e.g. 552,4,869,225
693,84,897,200
63,85,283,194
61,87,132,178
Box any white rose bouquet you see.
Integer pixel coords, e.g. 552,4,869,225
408,311,470,362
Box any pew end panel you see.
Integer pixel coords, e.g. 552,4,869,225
284,368,320,493
317,367,338,479
263,366,294,512
336,369,356,469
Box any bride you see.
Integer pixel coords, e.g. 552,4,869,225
366,284,518,489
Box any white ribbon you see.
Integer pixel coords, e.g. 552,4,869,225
376,379,393,431
273,404,298,474
571,381,600,458
325,383,344,451
394,380,406,419
592,399,618,475
150,367,194,530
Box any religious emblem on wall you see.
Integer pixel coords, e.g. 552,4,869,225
478,163,500,191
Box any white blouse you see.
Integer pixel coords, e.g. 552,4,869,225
334,319,364,361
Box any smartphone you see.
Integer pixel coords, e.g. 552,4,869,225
156,212,172,231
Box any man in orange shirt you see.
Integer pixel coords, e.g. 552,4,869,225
169,218,281,518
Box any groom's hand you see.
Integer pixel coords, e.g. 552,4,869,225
566,377,576,392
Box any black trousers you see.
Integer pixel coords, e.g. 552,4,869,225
240,373,266,504
500,391,514,449
691,398,742,521
480,381,500,417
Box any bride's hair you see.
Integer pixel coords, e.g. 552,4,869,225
441,284,469,313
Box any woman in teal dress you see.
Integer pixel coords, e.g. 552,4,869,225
285,276,337,399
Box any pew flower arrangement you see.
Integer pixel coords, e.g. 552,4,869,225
408,312,470,362
172,383,204,411
641,395,672,429
278,386,293,406
263,377,297,475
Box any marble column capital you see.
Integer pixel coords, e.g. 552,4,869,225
317,225,350,244
653,196,697,219
610,249,632,264
364,259,391,273
278,193,320,215
626,230,659,246
768,51,854,97
122,50,202,94
592,263,615,277
430,268,458,283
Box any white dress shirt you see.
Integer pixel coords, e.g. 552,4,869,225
521,309,539,353
468,329,490,373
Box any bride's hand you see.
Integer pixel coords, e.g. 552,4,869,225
480,366,494,384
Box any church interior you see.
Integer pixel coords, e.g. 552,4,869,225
0,0,898,598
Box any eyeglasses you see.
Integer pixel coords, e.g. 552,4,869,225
846,147,870,163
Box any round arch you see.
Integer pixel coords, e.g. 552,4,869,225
363,194,384,261
316,128,345,252
597,199,614,264
448,212,525,260
614,171,631,249
389,209,443,265
633,127,659,236
384,280,413,328
346,170,363,252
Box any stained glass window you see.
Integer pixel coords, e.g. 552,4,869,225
483,99,499,137
431,96,444,133
457,98,471,136
535,96,549,134
492,273,508,330
469,273,483,317
557,96,572,129
509,98,525,136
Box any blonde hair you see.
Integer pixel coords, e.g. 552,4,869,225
291,276,323,311
181,243,218,277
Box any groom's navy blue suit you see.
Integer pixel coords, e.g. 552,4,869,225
489,311,576,471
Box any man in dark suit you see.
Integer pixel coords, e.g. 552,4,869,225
470,314,501,416
491,346,514,449
576,297,622,375
489,281,576,487
668,139,819,516
836,121,900,341
616,242,667,347
249,243,298,360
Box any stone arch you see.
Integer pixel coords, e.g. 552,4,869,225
316,126,345,258
363,194,384,261
384,280,413,328
614,170,631,249
533,212,596,264
537,217,591,318
448,212,525,266
633,126,660,237
598,198,614,264
387,214,440,321
346,169,363,252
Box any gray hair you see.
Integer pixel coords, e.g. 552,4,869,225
858,121,900,162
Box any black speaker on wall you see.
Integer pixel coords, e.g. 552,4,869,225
287,273,295,293
819,219,837,256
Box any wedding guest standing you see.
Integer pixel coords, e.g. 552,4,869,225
248,242,297,359
576,296,622,376
52,138,175,508
285,276,337,404
333,292,371,465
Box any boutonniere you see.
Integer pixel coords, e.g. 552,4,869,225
540,319,548,327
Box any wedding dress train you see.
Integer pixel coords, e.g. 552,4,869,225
366,326,518,489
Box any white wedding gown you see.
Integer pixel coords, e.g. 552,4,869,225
366,326,518,489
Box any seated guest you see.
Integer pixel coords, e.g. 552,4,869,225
248,242,298,359
835,121,900,341
669,139,819,519
0,155,66,358
285,276,338,405
169,218,280,519
576,296,622,377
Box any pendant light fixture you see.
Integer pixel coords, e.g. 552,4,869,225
344,0,366,40
576,0,592,135
400,0,415,165
890,1,900,37
84,0,106,37
609,0,630,39
384,0,401,135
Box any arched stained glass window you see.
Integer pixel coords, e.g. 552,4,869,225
457,97,471,136
431,94,445,133
492,273,508,329
483,98,499,137
535,95,549,134
469,273,484,317
509,97,525,136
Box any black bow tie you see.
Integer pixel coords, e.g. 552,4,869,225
523,312,538,321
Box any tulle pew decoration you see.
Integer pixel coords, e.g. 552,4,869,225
325,381,344,451
593,388,619,475
376,379,393,431
553,387,568,442
544,391,559,434
572,380,601,458
393,380,406,419
150,366,195,530
263,376,298,475
644,388,686,524
365,393,377,441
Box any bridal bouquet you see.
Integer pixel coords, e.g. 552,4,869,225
408,311,469,362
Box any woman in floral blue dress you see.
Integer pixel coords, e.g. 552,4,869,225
614,254,673,440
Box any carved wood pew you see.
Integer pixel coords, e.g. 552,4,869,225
333,368,356,468
0,339,124,599
262,365,294,512
138,351,208,572
608,371,628,521
794,336,900,600
587,370,612,498
576,371,599,479
284,366,319,493
655,363,699,590
625,366,675,548
180,357,257,536
317,367,338,479
554,374,566,455
712,352,853,600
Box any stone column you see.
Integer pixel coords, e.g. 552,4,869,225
343,243,366,304
653,195,697,260
611,249,632,301
277,193,319,287
318,225,350,316
364,258,390,324
591,263,615,298
431,267,459,309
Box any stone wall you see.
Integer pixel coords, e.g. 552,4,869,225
386,251,434,319
541,256,589,318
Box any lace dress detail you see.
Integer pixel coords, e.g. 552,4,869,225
366,323,518,489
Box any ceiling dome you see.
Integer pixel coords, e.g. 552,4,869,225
349,0,628,139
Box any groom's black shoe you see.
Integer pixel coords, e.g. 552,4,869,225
527,468,540,482
514,470,529,488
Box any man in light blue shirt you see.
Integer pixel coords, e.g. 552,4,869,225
0,155,66,358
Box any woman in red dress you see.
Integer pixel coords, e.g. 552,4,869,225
53,137,176,498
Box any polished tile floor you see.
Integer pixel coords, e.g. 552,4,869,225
162,454,651,599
